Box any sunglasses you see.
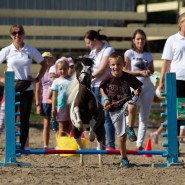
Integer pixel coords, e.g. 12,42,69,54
11,31,23,36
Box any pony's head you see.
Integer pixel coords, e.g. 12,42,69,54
73,56,94,87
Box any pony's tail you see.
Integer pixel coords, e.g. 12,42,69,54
66,74,79,105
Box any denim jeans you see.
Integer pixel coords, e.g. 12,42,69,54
91,86,115,149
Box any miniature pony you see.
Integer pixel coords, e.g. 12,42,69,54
67,56,105,166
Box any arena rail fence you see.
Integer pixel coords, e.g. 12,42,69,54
0,72,184,167
0,24,176,68
0,9,146,21
0,8,146,50
137,1,181,13
0,25,178,48
0,9,178,62
0,8,175,67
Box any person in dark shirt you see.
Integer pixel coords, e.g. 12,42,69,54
99,51,142,168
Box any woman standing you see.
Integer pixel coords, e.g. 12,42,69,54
0,24,47,149
124,29,155,150
158,12,185,141
84,30,115,149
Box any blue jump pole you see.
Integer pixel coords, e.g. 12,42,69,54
16,149,166,156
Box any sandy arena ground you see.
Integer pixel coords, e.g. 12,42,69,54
1,123,185,185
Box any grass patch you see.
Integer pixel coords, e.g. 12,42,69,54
149,110,165,128
30,104,43,123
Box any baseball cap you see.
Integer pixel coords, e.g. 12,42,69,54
67,57,74,66
42,51,53,58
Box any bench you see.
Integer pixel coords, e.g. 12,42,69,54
0,8,168,68
0,25,178,48
0,9,146,21
0,9,147,51
137,1,181,13
126,23,178,40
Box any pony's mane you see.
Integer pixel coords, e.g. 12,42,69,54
74,57,94,69
66,73,79,105
81,57,94,67
67,56,94,105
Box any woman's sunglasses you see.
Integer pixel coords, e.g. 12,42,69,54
11,31,23,36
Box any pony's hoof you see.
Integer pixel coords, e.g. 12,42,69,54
99,162,103,167
89,131,95,142
79,162,84,166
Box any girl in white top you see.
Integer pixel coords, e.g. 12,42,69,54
84,30,115,149
124,29,155,150
0,24,47,149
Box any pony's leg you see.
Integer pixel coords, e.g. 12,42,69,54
97,141,103,167
75,137,84,166
73,106,82,130
89,118,96,142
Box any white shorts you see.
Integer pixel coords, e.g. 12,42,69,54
109,108,126,137
56,107,69,122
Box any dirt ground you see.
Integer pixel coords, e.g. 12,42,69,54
1,123,185,185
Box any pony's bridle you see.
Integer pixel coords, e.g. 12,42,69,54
78,63,92,87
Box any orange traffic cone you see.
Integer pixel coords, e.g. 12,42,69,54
142,138,152,158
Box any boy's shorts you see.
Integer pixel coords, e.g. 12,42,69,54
41,103,52,117
109,108,126,137
56,107,69,122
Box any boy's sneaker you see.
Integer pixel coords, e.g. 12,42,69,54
150,132,158,144
43,146,48,150
126,126,137,142
55,146,59,155
120,157,130,168
136,146,144,150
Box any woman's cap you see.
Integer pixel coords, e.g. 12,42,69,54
42,51,53,58
67,57,74,66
